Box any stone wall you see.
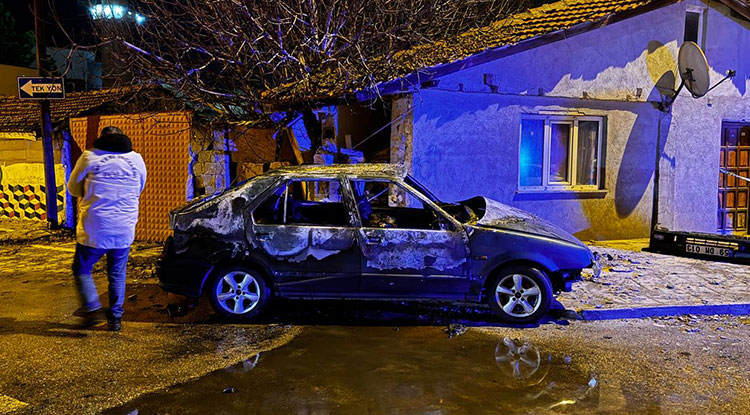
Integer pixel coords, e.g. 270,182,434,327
190,127,230,197
390,95,414,169
189,126,278,198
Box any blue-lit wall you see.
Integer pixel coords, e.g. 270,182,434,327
406,1,750,239
412,91,660,240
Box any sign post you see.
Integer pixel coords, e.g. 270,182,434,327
17,77,65,228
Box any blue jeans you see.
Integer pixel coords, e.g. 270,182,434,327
72,243,130,319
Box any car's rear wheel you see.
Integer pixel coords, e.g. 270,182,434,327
208,266,271,319
487,265,552,324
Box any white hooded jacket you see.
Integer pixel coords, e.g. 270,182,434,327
68,149,147,249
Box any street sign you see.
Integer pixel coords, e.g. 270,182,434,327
17,77,65,100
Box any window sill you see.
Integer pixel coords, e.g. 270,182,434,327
513,189,608,200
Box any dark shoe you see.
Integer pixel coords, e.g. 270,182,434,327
76,308,104,328
107,317,121,332
106,309,122,331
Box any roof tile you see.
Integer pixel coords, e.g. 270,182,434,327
0,87,137,132
267,0,657,105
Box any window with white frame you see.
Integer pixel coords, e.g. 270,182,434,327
519,115,603,191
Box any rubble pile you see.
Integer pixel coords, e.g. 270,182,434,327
558,240,749,312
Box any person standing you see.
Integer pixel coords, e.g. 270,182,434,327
68,126,147,331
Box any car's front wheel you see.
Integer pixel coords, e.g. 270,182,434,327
208,266,271,319
487,265,552,324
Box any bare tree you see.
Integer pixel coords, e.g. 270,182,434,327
61,0,525,148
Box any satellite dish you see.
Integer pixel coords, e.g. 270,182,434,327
678,41,710,98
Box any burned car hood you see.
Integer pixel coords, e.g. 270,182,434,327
462,196,583,246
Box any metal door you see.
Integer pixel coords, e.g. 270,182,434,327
247,177,362,296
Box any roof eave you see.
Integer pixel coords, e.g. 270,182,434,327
356,0,680,101
718,0,750,21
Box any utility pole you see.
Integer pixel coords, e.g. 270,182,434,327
34,0,60,228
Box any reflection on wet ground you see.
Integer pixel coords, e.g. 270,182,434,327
107,327,616,415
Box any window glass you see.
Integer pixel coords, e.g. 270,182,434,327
740,127,750,147
520,119,544,187
253,179,350,226
549,123,571,183
519,116,604,190
684,11,700,43
350,180,447,230
576,121,600,186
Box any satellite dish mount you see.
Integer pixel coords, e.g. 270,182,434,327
659,41,735,111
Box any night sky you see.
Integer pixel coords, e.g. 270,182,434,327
3,0,93,49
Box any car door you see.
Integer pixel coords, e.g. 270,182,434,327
247,176,361,297
347,178,470,298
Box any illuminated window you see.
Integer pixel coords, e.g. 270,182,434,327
519,116,603,191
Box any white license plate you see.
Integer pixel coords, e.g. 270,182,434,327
685,244,731,257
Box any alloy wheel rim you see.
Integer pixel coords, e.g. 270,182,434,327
494,274,542,318
216,271,261,315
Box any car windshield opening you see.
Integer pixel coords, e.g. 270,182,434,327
404,175,440,204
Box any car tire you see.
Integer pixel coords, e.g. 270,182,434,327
208,266,271,320
487,265,553,324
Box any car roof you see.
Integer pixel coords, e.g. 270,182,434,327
265,163,407,179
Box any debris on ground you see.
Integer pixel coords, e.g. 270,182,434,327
444,323,468,338
560,239,749,312
588,377,598,388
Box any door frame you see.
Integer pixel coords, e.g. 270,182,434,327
245,176,362,296
718,122,750,235
343,176,470,297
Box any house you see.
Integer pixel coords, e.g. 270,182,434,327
277,0,750,240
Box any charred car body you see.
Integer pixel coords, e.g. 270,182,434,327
157,164,596,323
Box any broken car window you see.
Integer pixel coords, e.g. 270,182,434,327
253,184,287,225
404,175,441,204
253,179,350,227
350,179,450,231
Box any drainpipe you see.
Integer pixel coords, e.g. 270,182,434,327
651,113,663,231
61,129,75,229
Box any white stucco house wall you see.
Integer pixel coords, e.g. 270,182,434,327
322,0,750,240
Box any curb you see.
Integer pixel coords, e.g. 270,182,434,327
578,303,750,320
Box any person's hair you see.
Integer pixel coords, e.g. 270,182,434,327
101,126,124,136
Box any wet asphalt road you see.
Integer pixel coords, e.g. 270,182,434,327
106,319,749,415
1,225,748,414
0,238,299,415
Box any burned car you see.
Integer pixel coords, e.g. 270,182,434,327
157,164,596,323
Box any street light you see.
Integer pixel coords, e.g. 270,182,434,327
89,3,145,24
